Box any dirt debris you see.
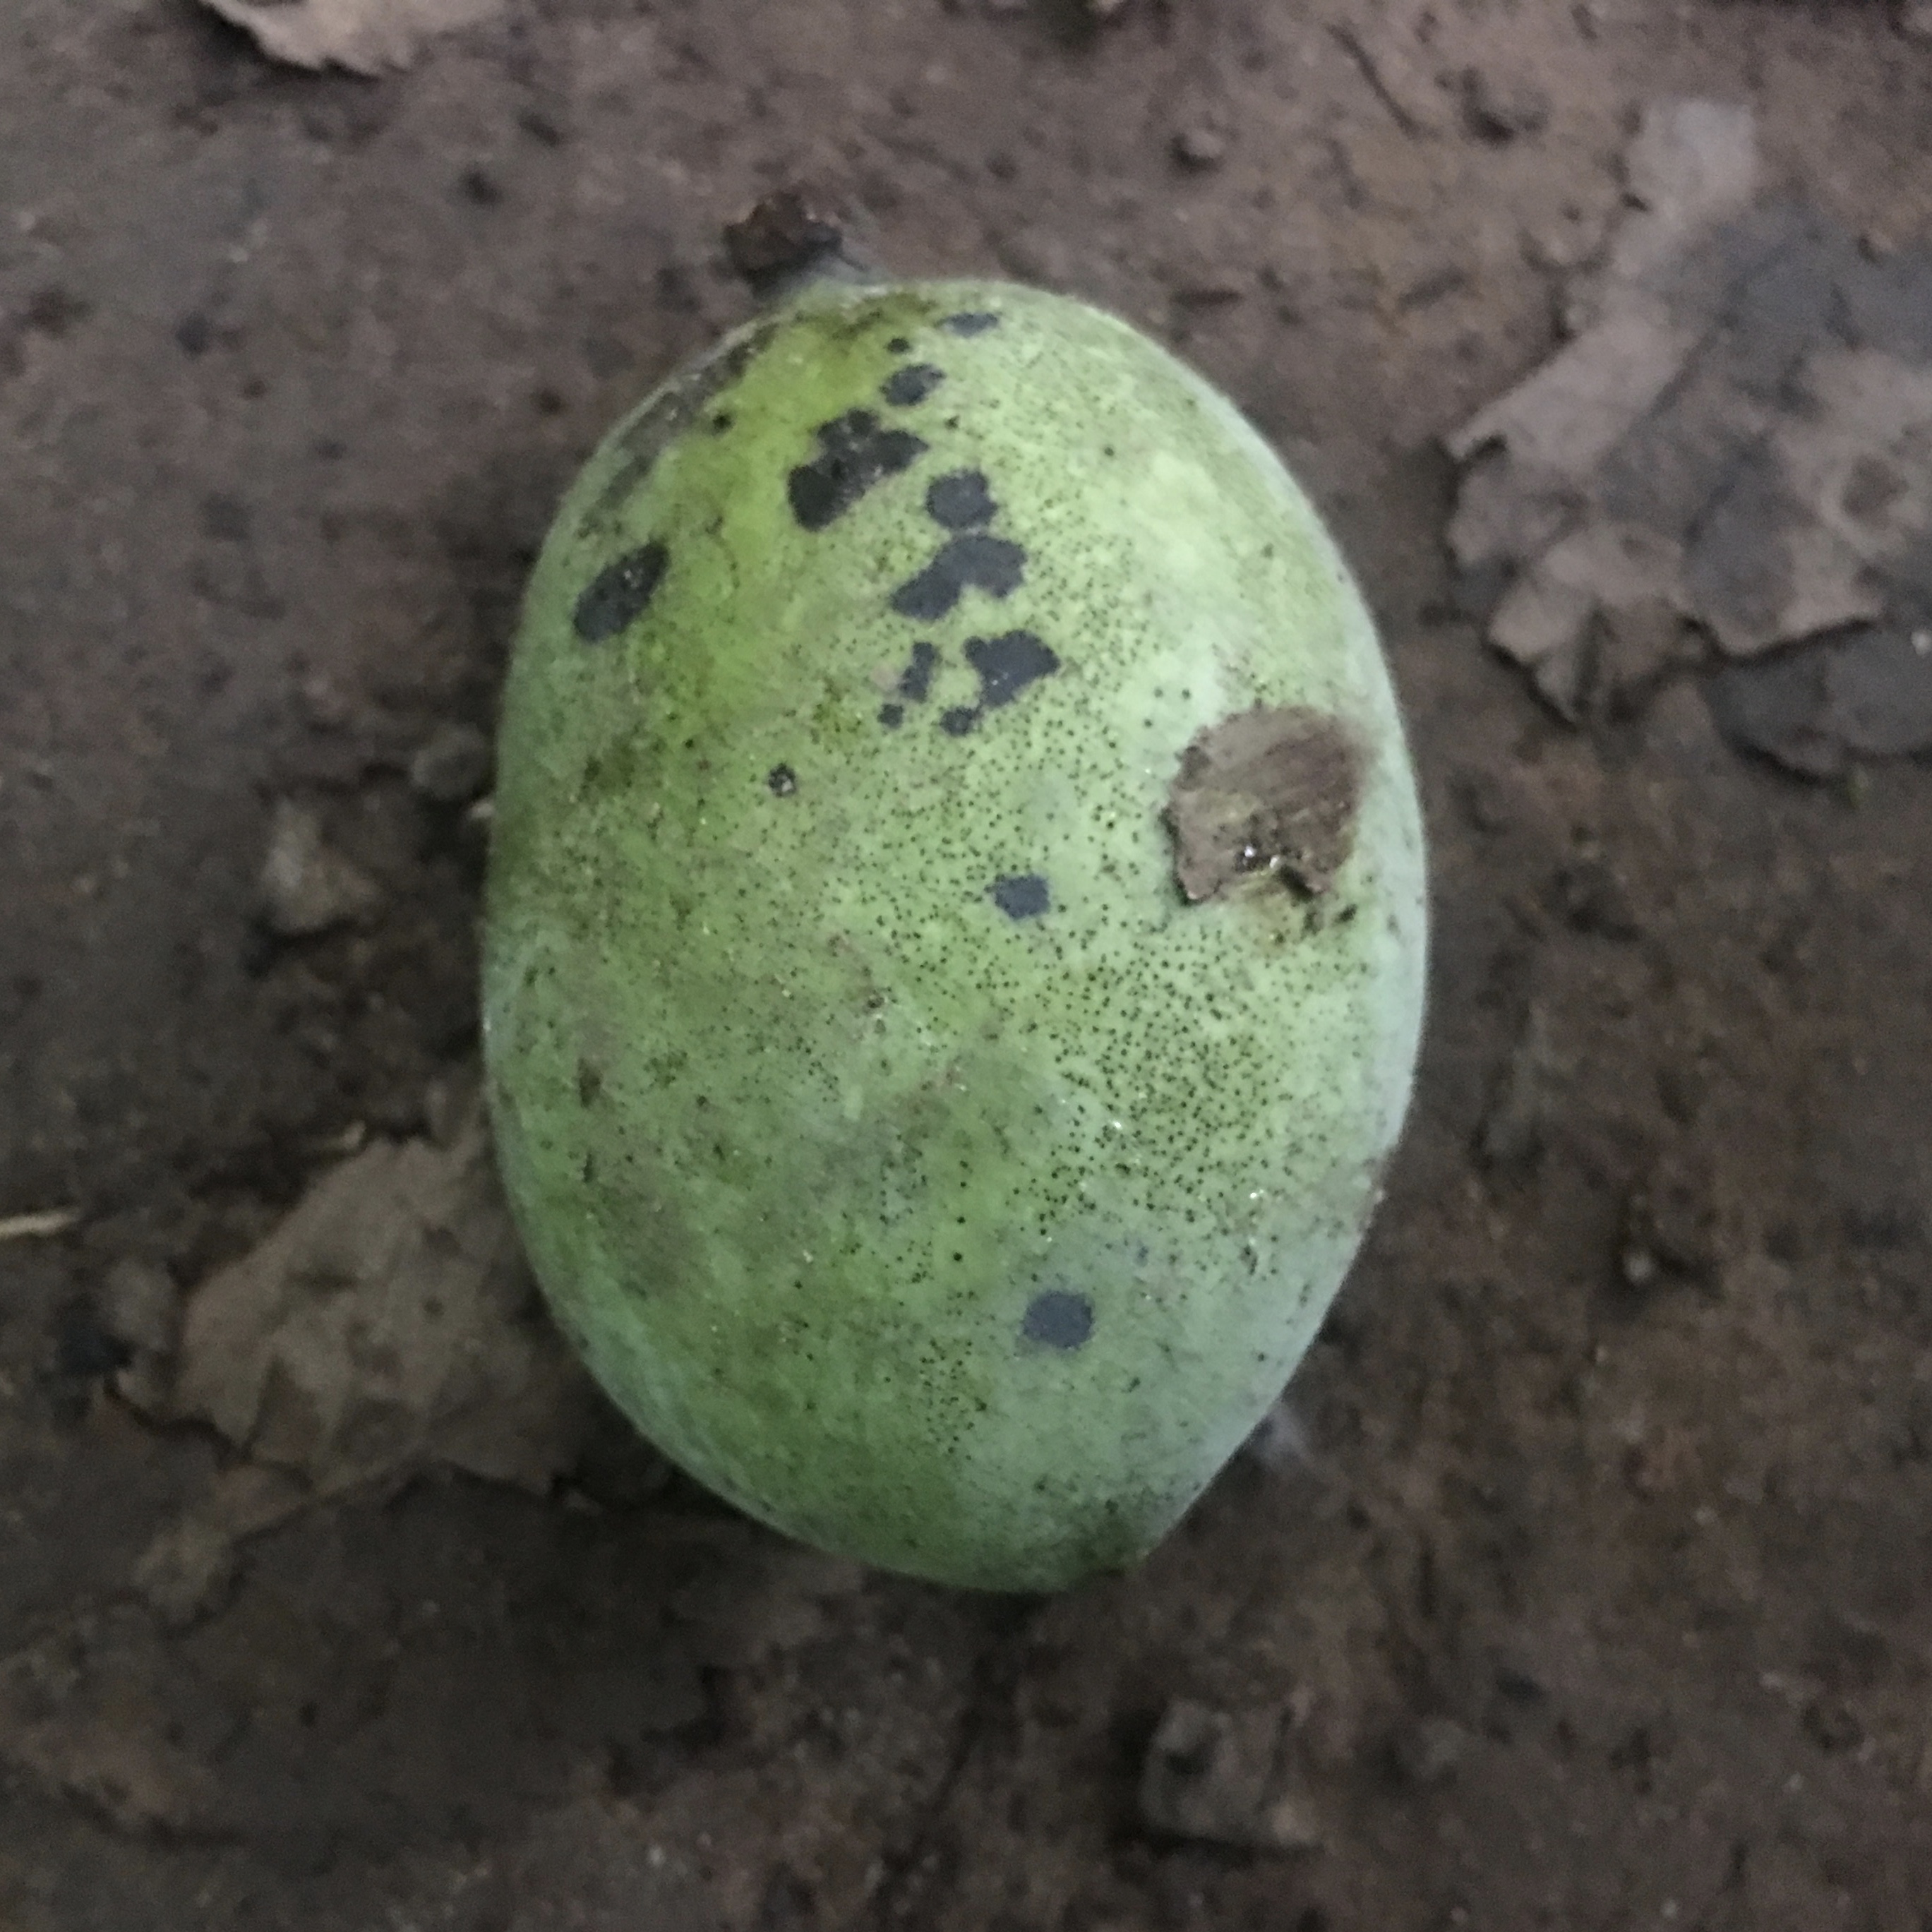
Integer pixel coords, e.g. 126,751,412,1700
0,1626,223,1838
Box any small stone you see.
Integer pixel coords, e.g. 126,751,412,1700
460,793,496,866
1139,1699,1321,1850
297,673,354,731
1523,206,1606,274
997,227,1077,289
259,800,383,938
1172,125,1229,171
1621,1151,1720,1285
421,1069,481,1148
1393,1715,1470,1787
1463,67,1551,141
408,721,494,805
1897,0,1932,40
1477,1003,1558,1172
1549,855,1640,940
1088,0,1132,16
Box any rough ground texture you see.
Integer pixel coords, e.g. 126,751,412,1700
2,1,1931,1927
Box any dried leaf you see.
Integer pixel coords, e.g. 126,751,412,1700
1447,97,1932,756
141,1091,594,1496
200,0,502,76
1705,625,1932,778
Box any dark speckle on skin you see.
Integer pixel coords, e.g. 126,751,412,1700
879,702,906,729
965,630,1060,707
890,534,1026,620
990,873,1050,920
1022,1290,1093,1350
925,469,997,529
886,335,912,354
940,706,980,736
898,640,940,702
788,411,928,531
577,1057,604,1106
881,364,946,407
572,541,668,643
942,311,1002,337
766,764,798,796
709,411,733,433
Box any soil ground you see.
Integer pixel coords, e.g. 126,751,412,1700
4,1,1932,1927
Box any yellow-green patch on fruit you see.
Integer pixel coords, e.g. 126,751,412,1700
482,276,1426,1591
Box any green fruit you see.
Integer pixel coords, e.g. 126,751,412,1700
482,275,1427,1591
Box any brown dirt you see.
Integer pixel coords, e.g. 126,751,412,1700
4,1,1931,1927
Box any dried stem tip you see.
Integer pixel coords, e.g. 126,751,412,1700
724,189,877,300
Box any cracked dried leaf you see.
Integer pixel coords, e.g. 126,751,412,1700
200,0,502,76
137,1088,594,1496
1447,97,1932,752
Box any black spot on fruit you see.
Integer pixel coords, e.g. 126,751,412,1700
942,311,1002,337
940,707,980,737
965,630,1060,708
886,335,912,354
1022,1290,1093,1350
788,411,928,531
881,364,946,407
925,469,997,529
709,411,733,434
1165,706,1367,903
572,541,669,643
897,640,940,702
577,1057,604,1106
889,534,1026,620
990,874,1051,920
767,764,798,796
879,702,906,729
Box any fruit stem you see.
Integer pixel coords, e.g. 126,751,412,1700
723,189,884,306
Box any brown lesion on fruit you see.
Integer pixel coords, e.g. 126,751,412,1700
1164,706,1367,904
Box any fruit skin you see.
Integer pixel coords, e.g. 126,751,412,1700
482,277,1427,1592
